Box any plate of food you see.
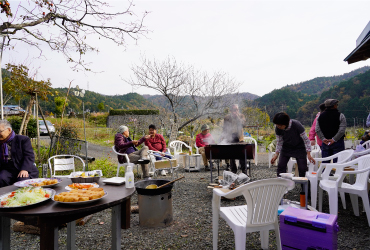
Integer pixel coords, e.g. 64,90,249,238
65,183,99,191
0,187,55,208
279,173,294,179
102,177,125,186
69,170,102,183
53,188,107,205
14,178,62,188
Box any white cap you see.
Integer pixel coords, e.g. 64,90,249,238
127,165,132,172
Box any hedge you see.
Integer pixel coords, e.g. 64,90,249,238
109,110,159,116
7,116,37,138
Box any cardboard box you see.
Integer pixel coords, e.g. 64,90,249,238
280,207,339,250
154,159,178,169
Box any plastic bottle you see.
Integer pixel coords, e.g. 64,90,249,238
125,165,134,188
300,192,306,208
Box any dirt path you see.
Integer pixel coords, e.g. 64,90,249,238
87,143,114,160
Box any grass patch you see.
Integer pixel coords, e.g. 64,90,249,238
89,157,125,178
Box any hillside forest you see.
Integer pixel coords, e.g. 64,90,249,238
2,65,370,129
255,66,370,125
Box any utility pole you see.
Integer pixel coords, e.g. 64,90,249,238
0,35,5,120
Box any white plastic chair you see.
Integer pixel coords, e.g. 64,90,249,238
169,140,192,167
344,140,354,149
243,137,258,166
305,149,354,209
352,146,370,159
193,138,200,154
212,178,295,250
111,146,138,177
48,155,85,178
286,144,321,175
311,144,321,158
362,140,370,149
169,140,192,155
268,151,276,168
318,155,370,226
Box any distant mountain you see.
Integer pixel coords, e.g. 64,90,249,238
234,92,260,101
284,66,370,95
297,69,370,126
255,66,370,121
142,92,260,111
6,88,158,114
40,89,158,113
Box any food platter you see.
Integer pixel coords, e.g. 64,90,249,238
52,191,108,206
0,188,55,208
14,178,62,188
65,183,99,191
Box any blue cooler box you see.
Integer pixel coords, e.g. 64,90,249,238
279,207,339,250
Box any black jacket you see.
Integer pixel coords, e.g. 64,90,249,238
4,135,38,177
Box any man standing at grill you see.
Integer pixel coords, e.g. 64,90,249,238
315,99,346,161
223,104,247,174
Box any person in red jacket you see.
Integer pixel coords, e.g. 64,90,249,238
196,124,214,170
145,124,172,160
309,103,326,148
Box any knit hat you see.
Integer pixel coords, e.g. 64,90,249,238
324,99,339,107
201,124,210,131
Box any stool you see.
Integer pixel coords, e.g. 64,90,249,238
185,154,201,172
292,178,309,209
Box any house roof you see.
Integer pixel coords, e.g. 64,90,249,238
344,21,370,64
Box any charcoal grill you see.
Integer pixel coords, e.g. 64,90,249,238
205,142,255,182
135,179,173,228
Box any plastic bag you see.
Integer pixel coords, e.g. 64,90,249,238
220,171,250,188
355,144,366,152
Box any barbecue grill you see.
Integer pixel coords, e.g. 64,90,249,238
135,179,174,228
205,142,255,183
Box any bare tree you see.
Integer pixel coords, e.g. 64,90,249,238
126,56,241,140
0,0,148,70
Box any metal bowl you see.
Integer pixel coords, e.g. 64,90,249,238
135,179,173,196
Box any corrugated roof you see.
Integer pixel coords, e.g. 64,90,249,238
344,27,370,64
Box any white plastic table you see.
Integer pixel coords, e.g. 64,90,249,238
185,154,201,172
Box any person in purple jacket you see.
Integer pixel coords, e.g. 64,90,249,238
114,125,151,179
0,120,39,187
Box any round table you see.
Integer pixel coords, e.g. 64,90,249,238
0,179,135,250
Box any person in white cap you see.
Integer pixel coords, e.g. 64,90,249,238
315,99,346,161
196,124,214,170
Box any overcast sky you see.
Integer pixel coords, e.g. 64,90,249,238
3,0,370,97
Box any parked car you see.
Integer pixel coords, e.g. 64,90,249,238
39,120,55,135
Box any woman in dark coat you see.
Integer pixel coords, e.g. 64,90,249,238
0,120,39,187
270,112,315,177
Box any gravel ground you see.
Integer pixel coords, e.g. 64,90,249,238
8,154,370,250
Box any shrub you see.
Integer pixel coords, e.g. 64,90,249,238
264,133,276,150
88,113,108,126
355,128,366,140
89,158,124,177
8,116,37,138
55,122,79,139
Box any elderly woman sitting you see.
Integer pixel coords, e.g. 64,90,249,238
0,120,39,187
114,125,151,179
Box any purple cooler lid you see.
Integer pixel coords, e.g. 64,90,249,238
280,207,339,233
